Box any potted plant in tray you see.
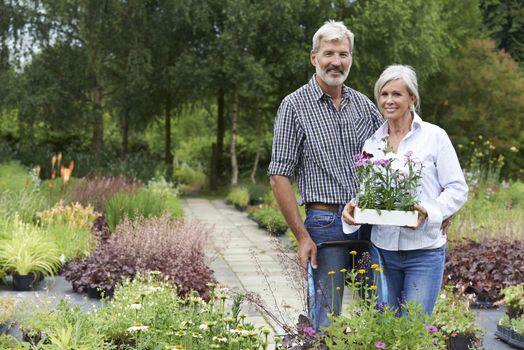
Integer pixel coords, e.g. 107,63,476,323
0,221,62,291
433,286,484,350
353,148,423,226
496,284,524,348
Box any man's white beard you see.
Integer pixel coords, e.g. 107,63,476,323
315,63,350,86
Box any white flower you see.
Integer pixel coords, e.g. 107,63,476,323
127,325,148,332
199,324,208,330
130,303,142,310
213,335,228,343
59,254,66,263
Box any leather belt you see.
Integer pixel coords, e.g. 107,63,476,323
305,202,342,213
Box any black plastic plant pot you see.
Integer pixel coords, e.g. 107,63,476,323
12,273,38,291
507,306,524,319
87,286,114,299
447,333,475,350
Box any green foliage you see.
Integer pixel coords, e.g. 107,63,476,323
104,189,181,232
250,206,288,235
502,284,524,311
226,187,250,209
0,219,62,276
433,286,484,341
43,223,94,262
0,161,32,192
0,189,50,224
0,296,15,324
246,184,270,205
175,164,207,194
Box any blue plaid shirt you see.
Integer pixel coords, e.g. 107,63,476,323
268,75,383,205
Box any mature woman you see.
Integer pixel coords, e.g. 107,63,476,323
342,65,468,315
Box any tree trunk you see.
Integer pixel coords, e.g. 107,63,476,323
210,88,226,189
120,107,129,159
230,87,239,187
250,147,260,184
91,83,104,163
165,95,174,179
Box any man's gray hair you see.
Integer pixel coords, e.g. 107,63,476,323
374,65,421,112
312,20,354,53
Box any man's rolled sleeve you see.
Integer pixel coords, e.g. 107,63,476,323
268,98,303,177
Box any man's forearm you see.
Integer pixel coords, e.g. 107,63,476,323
269,175,310,242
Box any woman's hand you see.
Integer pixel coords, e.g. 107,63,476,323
413,204,428,228
342,200,357,225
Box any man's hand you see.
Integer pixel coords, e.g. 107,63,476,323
298,235,317,279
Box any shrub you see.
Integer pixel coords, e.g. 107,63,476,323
432,286,484,348
175,164,207,193
69,175,141,210
444,239,524,304
247,184,269,205
62,215,215,299
0,297,15,324
36,201,99,229
0,161,32,193
44,223,95,262
250,206,288,235
226,187,249,210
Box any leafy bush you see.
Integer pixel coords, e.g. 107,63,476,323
444,239,524,304
103,188,167,232
36,201,99,229
226,187,249,210
175,164,207,193
44,223,95,262
247,184,269,205
432,286,484,347
250,206,288,235
63,215,214,299
69,175,141,210
0,161,32,193
0,296,15,324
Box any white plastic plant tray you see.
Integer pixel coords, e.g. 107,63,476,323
354,207,418,227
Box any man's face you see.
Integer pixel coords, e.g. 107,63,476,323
310,38,352,88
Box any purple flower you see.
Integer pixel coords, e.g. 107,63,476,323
355,159,365,167
355,153,365,161
374,159,390,166
404,150,414,158
375,341,386,349
425,325,438,333
363,151,374,159
303,326,315,337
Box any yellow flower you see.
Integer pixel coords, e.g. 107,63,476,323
375,267,383,273
371,264,378,269
370,285,378,291
327,271,335,276
340,268,347,273
358,269,366,274
349,250,357,256
510,146,519,153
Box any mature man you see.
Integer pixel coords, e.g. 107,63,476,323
268,20,383,328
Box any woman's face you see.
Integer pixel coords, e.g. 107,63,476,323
378,79,416,122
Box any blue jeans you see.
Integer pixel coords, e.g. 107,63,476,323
376,244,446,315
305,208,371,329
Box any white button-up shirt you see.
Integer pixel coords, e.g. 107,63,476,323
343,113,468,251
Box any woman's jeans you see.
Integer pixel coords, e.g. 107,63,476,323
376,244,446,316
305,208,371,329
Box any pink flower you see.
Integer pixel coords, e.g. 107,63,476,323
375,341,386,349
404,150,414,157
374,159,390,166
425,325,438,333
303,326,315,337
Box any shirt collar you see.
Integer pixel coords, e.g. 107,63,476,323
372,112,424,140
309,74,351,101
